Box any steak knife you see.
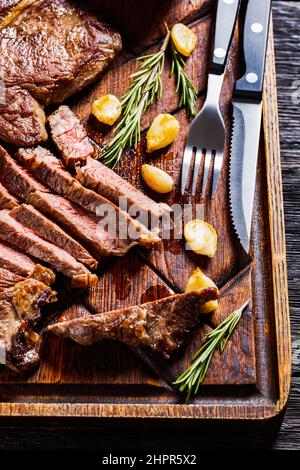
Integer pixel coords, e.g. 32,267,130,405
229,0,271,253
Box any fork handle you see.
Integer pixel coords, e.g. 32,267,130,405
234,0,271,101
210,0,240,75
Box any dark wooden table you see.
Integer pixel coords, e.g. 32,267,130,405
0,0,298,452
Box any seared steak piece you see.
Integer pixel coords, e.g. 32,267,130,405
0,240,36,276
0,181,18,209
0,146,46,200
0,0,122,105
17,147,160,252
0,267,24,290
49,288,220,359
49,106,95,169
0,0,121,146
77,157,165,222
0,209,98,288
10,204,98,270
0,264,57,372
0,86,47,147
27,191,144,257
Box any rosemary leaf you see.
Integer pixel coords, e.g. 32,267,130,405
174,300,250,401
101,31,170,168
170,40,198,118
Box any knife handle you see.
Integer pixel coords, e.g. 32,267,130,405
234,0,271,101
210,0,240,75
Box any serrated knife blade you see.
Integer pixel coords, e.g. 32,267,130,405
228,0,271,253
229,100,262,253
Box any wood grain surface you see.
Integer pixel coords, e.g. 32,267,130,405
0,0,297,450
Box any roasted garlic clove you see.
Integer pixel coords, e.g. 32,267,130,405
141,164,174,194
146,114,180,152
184,219,217,258
185,267,219,313
92,94,122,126
171,23,197,57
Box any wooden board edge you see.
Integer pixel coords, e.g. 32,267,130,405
262,14,291,416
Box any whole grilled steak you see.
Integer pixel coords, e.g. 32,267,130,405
49,288,220,359
0,264,57,372
0,0,122,146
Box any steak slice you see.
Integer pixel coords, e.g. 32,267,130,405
0,267,24,290
27,191,143,257
48,288,220,359
0,264,57,372
77,157,165,222
17,147,160,251
0,146,46,199
0,0,122,105
0,86,47,147
0,240,36,276
10,204,98,270
0,181,18,209
48,105,95,169
0,209,98,288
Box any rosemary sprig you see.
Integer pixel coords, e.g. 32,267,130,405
174,300,250,401
101,31,170,168
170,40,197,118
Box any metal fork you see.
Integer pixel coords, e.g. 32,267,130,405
181,0,240,198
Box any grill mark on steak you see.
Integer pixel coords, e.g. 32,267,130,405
0,240,36,276
0,145,46,200
0,209,98,288
10,203,98,270
0,264,57,372
49,288,220,359
48,105,95,169
17,147,161,252
0,181,18,209
77,157,165,223
0,86,47,147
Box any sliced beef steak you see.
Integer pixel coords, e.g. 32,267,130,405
0,264,57,372
0,181,18,209
49,105,95,169
0,209,98,288
0,267,24,290
27,191,145,257
10,204,98,270
49,288,220,359
0,86,47,147
17,147,160,252
0,240,36,276
0,146,46,199
77,157,165,223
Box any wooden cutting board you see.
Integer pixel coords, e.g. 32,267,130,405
0,0,291,420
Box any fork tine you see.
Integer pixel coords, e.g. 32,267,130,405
211,150,223,198
201,149,212,198
181,145,194,195
191,148,202,196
